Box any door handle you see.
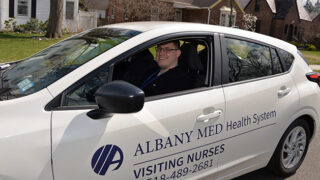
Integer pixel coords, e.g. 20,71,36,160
197,110,222,122
278,87,291,98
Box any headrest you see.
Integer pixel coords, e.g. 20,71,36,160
178,43,204,72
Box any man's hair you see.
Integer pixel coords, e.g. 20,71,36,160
158,40,180,49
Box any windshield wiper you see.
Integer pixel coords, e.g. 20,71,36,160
0,63,11,94
0,63,11,71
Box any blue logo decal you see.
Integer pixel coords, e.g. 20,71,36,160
91,144,124,175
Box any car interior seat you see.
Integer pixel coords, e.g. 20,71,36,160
178,42,206,88
120,49,157,87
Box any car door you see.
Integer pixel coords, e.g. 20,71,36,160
49,34,226,180
216,35,300,178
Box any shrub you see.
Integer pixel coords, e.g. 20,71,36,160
4,18,16,31
242,13,258,32
305,44,317,51
61,27,70,35
24,18,40,32
13,24,25,33
289,41,303,48
12,18,48,33
312,38,320,50
39,20,48,33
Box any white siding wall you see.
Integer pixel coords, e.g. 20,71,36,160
78,10,97,31
0,0,10,30
36,0,50,22
0,0,79,32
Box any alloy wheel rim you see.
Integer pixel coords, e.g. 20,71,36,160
281,126,307,169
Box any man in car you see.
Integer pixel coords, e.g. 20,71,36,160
140,40,193,96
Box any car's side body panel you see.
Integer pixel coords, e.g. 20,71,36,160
51,89,226,180
0,22,318,180
0,89,53,180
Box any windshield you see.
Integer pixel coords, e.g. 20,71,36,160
0,28,141,101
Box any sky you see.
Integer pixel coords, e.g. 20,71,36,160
302,0,318,6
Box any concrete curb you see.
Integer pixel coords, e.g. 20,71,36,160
309,65,320,70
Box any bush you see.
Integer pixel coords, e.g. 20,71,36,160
24,18,40,32
10,18,48,33
305,44,317,51
4,18,17,31
289,41,317,51
312,38,320,50
289,41,303,48
39,20,48,33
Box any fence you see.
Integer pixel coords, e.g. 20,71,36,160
77,11,97,32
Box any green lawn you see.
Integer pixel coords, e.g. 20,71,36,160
300,50,320,65
0,32,319,65
0,32,70,63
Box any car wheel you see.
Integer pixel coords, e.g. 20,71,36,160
268,119,310,177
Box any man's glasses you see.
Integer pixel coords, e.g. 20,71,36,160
155,47,178,53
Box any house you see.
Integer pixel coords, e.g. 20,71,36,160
242,0,275,35
244,0,320,45
0,0,79,32
172,0,245,27
83,0,109,26
106,0,176,23
106,0,245,28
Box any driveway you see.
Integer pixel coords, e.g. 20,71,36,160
234,125,320,180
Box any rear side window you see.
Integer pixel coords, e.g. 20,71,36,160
278,49,295,70
225,38,283,82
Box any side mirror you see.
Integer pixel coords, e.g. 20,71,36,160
87,81,145,119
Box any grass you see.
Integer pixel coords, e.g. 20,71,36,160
0,32,71,63
0,32,319,65
300,50,320,65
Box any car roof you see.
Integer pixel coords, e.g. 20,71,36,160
104,21,297,53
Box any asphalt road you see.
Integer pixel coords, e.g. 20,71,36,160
234,125,320,180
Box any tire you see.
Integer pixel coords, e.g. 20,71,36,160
268,119,310,177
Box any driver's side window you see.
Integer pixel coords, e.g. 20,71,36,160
63,37,210,107
63,67,110,106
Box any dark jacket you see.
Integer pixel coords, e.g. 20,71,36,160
141,66,193,97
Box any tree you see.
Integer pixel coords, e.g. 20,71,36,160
228,0,234,27
315,0,320,13
110,0,174,22
46,0,63,38
242,13,257,31
305,0,314,12
79,0,88,11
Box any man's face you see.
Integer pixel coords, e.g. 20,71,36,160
156,42,181,70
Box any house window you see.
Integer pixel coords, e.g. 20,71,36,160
220,13,236,27
219,6,236,27
231,14,235,26
256,20,261,33
112,5,116,19
294,26,297,36
284,24,288,35
174,10,182,21
255,0,260,12
220,14,226,26
66,1,74,19
151,6,159,21
124,4,129,20
17,0,28,16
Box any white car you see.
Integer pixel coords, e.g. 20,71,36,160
0,22,319,180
